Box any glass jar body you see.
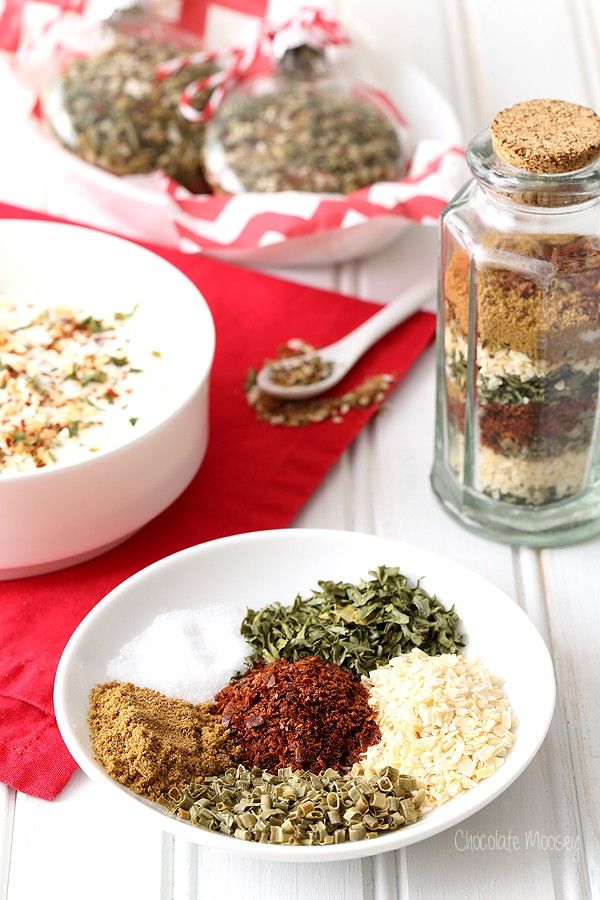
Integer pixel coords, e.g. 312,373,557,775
431,180,600,545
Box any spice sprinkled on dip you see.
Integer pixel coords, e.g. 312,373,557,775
0,298,155,474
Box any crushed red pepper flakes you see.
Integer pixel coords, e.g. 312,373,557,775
214,656,380,774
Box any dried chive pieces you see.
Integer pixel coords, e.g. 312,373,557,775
163,765,424,845
241,566,465,677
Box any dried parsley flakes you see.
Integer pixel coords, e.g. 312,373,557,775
241,566,465,677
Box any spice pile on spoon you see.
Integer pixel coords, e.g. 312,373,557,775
251,280,435,418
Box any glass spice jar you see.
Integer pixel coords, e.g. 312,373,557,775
41,0,216,190
431,99,600,546
202,40,405,195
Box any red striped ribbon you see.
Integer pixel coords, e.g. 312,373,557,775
156,5,350,124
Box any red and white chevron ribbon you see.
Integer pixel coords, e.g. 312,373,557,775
164,141,468,253
155,39,263,123
5,0,468,256
266,6,350,55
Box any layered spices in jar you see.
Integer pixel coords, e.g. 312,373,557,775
433,99,600,545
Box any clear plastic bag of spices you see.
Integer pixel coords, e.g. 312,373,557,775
431,99,600,546
41,0,216,190
203,35,406,195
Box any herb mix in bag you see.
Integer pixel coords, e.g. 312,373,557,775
201,10,406,194
42,3,217,189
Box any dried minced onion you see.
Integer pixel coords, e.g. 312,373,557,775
359,649,516,808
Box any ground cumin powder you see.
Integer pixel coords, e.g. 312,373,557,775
89,681,239,801
445,234,600,361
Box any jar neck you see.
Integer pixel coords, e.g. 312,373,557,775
277,45,328,79
467,128,600,210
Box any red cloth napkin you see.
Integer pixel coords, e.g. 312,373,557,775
0,202,435,800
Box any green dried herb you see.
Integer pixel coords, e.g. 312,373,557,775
241,566,464,677
163,765,424,845
445,347,467,389
79,316,107,335
27,374,48,395
79,371,108,387
447,349,600,405
479,366,600,405
43,37,217,190
114,305,139,321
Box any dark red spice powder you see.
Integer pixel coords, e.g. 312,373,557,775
479,396,596,447
445,388,596,449
213,656,380,774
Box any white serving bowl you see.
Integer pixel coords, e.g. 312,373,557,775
0,220,215,579
54,529,555,862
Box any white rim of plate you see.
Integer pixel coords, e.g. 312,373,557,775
54,528,556,862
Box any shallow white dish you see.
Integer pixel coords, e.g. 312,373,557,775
42,63,463,266
54,528,555,862
0,220,215,579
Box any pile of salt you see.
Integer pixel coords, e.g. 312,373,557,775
107,606,249,703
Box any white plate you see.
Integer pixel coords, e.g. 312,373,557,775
0,220,214,578
54,528,555,862
42,63,463,266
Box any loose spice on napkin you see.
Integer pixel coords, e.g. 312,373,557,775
0,202,435,801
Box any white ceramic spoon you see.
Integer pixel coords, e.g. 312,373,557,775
257,277,436,400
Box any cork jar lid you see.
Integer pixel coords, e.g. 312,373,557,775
491,99,600,174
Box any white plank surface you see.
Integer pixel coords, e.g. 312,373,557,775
0,788,15,900
1,0,600,898
7,772,163,900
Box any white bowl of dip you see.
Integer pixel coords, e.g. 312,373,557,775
0,220,215,579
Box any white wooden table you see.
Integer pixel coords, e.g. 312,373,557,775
1,1,600,897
